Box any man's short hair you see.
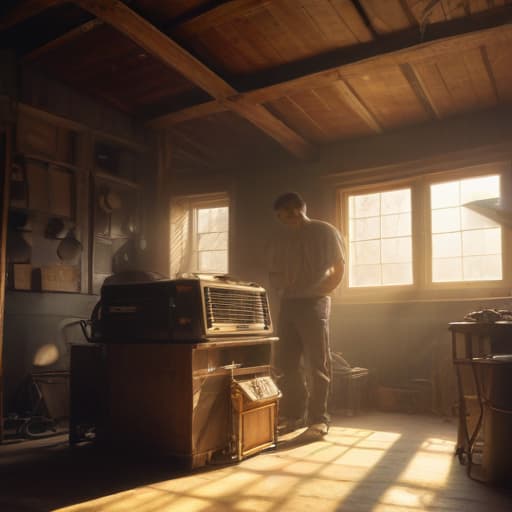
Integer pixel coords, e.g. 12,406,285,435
273,192,306,211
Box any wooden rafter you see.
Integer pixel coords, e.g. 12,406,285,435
73,0,311,158
171,0,272,39
399,63,440,120
149,8,512,130
23,18,104,61
0,0,64,31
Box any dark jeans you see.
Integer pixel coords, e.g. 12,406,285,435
275,296,332,425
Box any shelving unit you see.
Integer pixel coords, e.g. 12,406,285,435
6,102,149,295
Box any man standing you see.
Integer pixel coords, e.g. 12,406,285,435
269,192,345,437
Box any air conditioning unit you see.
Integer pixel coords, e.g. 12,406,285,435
96,275,273,343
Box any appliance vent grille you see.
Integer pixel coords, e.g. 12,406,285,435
205,287,270,330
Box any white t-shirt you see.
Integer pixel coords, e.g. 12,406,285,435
269,219,346,298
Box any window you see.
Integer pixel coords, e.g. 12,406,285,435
339,162,510,300
170,193,229,277
349,188,412,287
431,175,501,283
195,205,229,273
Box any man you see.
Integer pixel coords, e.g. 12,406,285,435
269,192,345,437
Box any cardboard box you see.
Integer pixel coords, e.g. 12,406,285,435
12,263,32,290
40,265,80,292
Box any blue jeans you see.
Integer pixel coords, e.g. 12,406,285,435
275,296,332,425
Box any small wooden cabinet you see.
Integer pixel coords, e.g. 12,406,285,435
71,337,277,468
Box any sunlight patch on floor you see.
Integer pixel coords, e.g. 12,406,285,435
52,426,457,512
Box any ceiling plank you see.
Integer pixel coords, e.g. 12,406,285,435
244,19,512,104
73,0,311,158
171,0,272,38
0,0,64,31
23,18,104,61
332,79,383,133
399,62,440,119
148,7,512,128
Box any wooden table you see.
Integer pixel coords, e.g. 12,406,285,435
448,321,512,482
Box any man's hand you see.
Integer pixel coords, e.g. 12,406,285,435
315,259,345,295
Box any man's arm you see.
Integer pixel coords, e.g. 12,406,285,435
316,258,345,295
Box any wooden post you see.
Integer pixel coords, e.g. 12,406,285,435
0,126,12,443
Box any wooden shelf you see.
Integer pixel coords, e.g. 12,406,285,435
22,153,81,172
93,171,140,189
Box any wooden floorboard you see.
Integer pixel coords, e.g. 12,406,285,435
0,412,511,511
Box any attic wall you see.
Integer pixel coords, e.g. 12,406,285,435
200,107,512,413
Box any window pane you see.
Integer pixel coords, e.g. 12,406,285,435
463,255,502,281
350,264,381,287
352,193,380,218
382,263,413,285
462,228,501,256
431,174,502,283
351,240,380,265
381,213,411,238
381,188,410,215
431,181,459,209
432,232,461,258
433,258,463,282
197,206,228,233
347,188,412,287
461,175,500,204
461,208,499,230
350,217,380,241
381,237,412,264
199,250,227,273
198,232,228,251
431,207,460,234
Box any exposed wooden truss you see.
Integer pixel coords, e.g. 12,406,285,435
73,0,312,159
5,0,512,158
149,9,512,131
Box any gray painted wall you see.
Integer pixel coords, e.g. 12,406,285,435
221,108,512,413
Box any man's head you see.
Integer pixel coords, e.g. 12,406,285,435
273,192,307,227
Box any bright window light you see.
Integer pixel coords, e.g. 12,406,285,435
348,188,413,287
431,175,501,282
195,206,229,274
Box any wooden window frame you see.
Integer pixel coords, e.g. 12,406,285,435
170,192,230,277
336,162,512,303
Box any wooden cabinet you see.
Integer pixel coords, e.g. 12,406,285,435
72,338,276,468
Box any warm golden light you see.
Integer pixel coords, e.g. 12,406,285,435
52,427,461,512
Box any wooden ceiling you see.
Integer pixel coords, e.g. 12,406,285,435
2,0,512,171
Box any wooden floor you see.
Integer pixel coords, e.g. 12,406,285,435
1,412,511,512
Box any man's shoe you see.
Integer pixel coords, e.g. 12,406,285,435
278,417,305,434
304,422,329,437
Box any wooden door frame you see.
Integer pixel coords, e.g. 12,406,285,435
0,125,12,443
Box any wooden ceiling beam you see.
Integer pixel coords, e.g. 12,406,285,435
399,63,440,120
73,0,311,159
23,18,104,61
0,0,64,31
149,7,512,129
333,80,383,133
74,0,235,98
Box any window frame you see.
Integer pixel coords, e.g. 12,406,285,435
169,192,230,278
337,162,512,303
